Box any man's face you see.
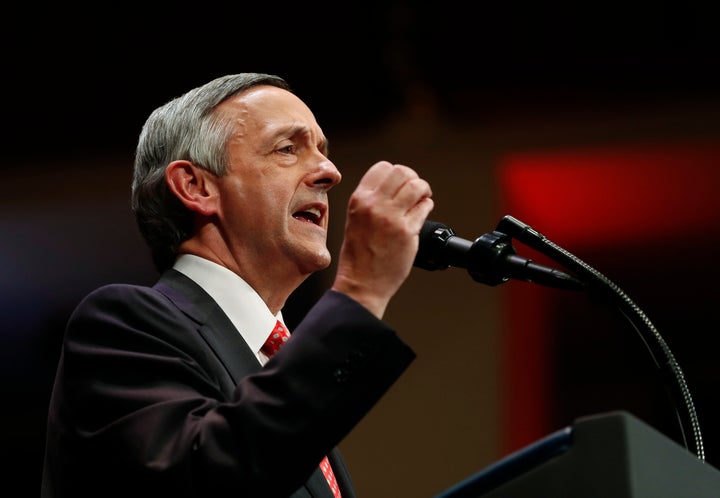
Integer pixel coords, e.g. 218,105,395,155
213,85,342,278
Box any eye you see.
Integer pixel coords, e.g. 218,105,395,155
277,144,297,154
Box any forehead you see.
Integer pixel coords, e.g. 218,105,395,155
217,85,322,136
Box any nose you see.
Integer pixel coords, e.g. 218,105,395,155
309,157,342,190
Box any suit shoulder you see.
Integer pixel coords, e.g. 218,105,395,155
76,282,169,311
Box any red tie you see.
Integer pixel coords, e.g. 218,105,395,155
260,320,291,357
262,320,342,498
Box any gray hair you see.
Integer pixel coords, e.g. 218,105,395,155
131,73,290,272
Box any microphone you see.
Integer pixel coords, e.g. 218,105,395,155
414,220,585,290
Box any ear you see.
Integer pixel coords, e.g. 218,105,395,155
165,160,219,216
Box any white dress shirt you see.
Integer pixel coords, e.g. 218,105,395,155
173,254,285,365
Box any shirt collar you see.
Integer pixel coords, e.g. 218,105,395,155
173,254,284,363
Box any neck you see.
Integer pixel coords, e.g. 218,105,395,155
177,239,308,315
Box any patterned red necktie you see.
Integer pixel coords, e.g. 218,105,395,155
260,320,291,358
261,320,342,498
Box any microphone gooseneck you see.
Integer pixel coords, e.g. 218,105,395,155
419,215,705,461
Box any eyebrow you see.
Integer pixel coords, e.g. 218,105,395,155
275,124,330,156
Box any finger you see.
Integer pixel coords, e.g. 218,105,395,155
355,161,394,190
375,164,421,199
408,196,435,229
394,177,432,210
357,162,420,199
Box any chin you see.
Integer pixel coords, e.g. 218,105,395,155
299,248,332,274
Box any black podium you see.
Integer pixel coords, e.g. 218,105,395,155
435,411,720,498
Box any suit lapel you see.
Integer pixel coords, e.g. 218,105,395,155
155,269,351,498
331,450,355,498
155,269,261,385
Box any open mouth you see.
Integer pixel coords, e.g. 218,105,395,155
292,207,322,225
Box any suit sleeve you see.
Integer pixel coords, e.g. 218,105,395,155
44,285,415,498
248,289,417,461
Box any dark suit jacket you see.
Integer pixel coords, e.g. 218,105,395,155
42,269,415,498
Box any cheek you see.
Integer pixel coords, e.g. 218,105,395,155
261,181,295,210
244,185,293,228
216,179,263,229
219,168,297,224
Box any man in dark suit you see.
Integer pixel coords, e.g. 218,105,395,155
42,73,434,497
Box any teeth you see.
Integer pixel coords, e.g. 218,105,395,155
293,206,322,224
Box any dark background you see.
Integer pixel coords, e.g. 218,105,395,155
5,2,720,162
3,2,720,496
